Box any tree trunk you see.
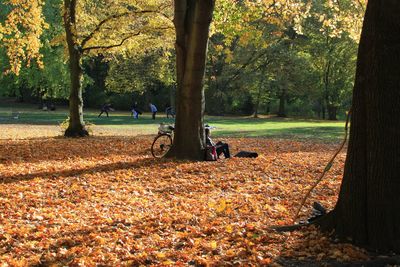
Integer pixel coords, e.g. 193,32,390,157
170,84,176,110
277,90,286,117
166,0,215,160
318,0,400,253
253,87,261,118
326,104,337,120
323,58,335,121
266,101,270,115
63,0,88,137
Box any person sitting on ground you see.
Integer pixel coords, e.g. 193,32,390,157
205,125,230,158
98,103,113,117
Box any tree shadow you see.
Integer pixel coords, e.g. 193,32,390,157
272,221,400,267
207,116,344,125
0,157,175,184
0,136,153,164
216,126,345,142
274,245,400,267
0,112,175,126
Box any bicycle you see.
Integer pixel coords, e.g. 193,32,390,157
151,123,174,158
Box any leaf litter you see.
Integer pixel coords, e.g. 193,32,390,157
0,136,369,266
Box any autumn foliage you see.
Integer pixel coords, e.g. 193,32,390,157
0,133,371,266
0,0,47,75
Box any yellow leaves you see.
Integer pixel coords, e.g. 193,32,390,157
210,241,218,250
156,252,166,259
216,199,227,212
209,198,233,214
1,0,47,75
50,34,66,46
274,203,288,214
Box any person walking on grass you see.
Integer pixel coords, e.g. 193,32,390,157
98,103,113,117
131,103,142,119
165,106,175,118
149,103,157,120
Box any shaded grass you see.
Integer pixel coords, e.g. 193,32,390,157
0,104,346,141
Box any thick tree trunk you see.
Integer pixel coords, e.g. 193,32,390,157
318,0,400,253
63,0,88,137
166,0,214,160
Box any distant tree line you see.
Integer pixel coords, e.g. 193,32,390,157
0,0,363,121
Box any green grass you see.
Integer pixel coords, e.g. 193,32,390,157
0,103,346,141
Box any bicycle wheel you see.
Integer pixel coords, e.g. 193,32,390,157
151,134,172,158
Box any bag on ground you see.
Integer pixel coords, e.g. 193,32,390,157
234,151,258,158
205,146,217,161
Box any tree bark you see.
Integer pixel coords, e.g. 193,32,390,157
63,0,88,137
166,0,215,160
326,104,337,121
277,89,286,117
253,87,262,118
318,0,400,253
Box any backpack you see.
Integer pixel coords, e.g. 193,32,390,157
205,146,218,161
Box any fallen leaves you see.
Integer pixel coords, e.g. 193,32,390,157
0,135,369,266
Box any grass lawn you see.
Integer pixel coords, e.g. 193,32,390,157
0,103,346,141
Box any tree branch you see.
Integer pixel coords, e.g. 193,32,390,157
81,12,130,48
82,31,141,52
80,9,170,48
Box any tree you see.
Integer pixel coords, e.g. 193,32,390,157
0,0,47,75
0,1,71,102
302,0,362,120
105,49,175,100
204,0,314,117
318,0,400,253
165,0,215,160
62,0,172,137
1,0,173,137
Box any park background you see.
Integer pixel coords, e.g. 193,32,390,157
3,0,398,266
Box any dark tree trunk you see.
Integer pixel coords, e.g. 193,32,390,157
253,88,262,118
266,101,270,115
326,104,337,120
318,0,400,253
63,0,88,137
323,56,333,121
170,84,176,110
277,90,286,117
166,0,215,160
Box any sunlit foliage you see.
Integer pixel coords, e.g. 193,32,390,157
0,0,48,75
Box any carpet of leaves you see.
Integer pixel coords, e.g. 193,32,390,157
0,136,369,266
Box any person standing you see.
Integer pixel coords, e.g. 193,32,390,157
149,103,157,120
